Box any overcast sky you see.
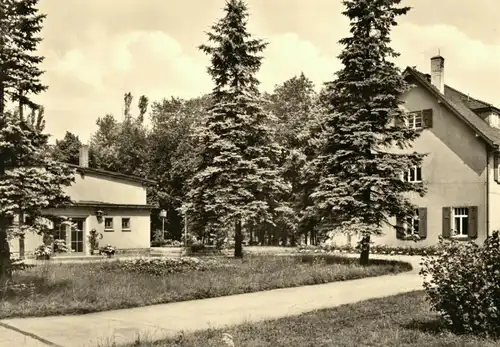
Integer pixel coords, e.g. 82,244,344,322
32,0,500,143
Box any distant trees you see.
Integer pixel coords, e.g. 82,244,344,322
50,131,85,165
89,93,150,178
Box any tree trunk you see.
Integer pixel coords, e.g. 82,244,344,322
234,219,243,258
359,235,371,266
18,90,24,120
19,235,25,260
0,221,12,284
0,80,4,115
249,228,253,245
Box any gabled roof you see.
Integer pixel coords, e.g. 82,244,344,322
67,164,157,185
403,67,500,149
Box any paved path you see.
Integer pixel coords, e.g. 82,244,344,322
0,254,425,347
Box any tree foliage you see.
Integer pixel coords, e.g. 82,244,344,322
0,0,47,113
183,0,290,257
50,131,85,165
261,73,323,246
311,0,425,265
148,95,211,239
0,109,74,280
90,93,150,178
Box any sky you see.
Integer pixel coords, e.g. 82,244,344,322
30,0,500,143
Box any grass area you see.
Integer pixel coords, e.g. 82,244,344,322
0,255,410,318
118,291,500,347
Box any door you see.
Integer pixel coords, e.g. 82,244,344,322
70,219,85,253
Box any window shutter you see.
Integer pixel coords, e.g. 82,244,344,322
468,206,478,239
418,208,427,239
423,109,433,128
495,155,499,183
396,216,404,239
442,207,451,238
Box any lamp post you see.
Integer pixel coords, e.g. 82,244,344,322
159,209,167,240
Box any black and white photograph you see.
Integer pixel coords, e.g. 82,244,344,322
0,0,499,346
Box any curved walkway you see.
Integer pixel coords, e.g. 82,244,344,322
0,254,425,347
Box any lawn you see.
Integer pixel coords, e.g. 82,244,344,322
118,291,499,347
0,254,410,318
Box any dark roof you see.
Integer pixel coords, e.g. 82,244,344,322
67,164,156,185
72,201,156,210
403,67,500,149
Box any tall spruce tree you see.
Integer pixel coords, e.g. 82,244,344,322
0,0,47,114
311,0,426,265
0,0,73,281
183,0,289,258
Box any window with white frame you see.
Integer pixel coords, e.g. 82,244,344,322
104,217,114,231
121,217,131,231
404,209,420,235
452,207,469,236
404,166,422,182
406,112,423,129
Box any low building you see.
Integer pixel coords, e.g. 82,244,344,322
9,145,156,257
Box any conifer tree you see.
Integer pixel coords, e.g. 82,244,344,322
183,0,289,258
0,0,73,281
311,0,426,265
0,109,74,281
0,0,47,114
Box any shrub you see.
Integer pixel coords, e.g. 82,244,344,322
99,244,116,258
87,229,103,253
181,233,198,246
53,239,70,253
420,232,500,337
10,258,35,272
190,240,206,253
296,243,439,257
34,244,52,260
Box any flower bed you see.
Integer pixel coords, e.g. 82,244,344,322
108,257,223,276
296,244,439,256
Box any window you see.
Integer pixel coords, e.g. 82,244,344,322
489,113,500,128
24,215,34,225
121,217,131,231
404,209,420,236
403,109,433,129
404,166,422,182
104,217,114,231
6,215,14,227
406,112,423,129
452,207,469,237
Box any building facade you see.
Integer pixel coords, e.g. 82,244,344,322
9,145,156,257
330,55,500,248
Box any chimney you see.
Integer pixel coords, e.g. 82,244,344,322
430,55,445,94
79,145,89,168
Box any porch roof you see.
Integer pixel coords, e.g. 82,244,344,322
70,200,156,210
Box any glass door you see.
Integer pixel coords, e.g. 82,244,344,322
70,219,85,253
